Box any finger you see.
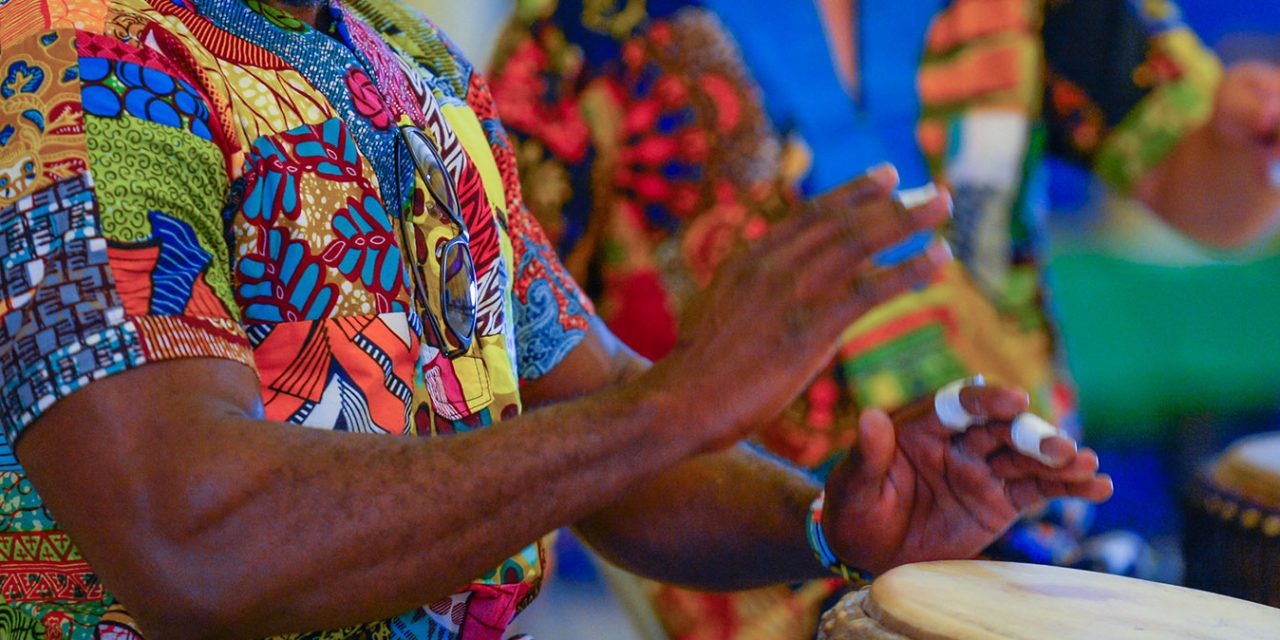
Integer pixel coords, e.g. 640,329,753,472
955,417,1076,467
1006,475,1114,513
932,384,1029,440
1037,476,1114,504
1011,414,1075,467
804,181,951,270
760,164,899,256
854,408,896,482
1005,477,1051,513
931,377,984,433
809,163,900,215
757,165,901,272
989,447,1101,483
958,386,1029,423
822,239,951,328
830,187,952,264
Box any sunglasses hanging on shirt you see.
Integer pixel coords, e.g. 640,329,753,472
398,124,479,359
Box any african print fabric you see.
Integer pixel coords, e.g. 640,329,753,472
0,0,594,637
490,0,1219,638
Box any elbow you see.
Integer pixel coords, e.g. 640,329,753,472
98,472,275,637
101,535,258,640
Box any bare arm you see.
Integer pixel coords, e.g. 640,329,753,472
523,317,828,589
576,444,825,589
1136,62,1280,248
20,357,698,638
17,167,949,638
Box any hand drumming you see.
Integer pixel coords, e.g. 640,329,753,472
819,382,1112,576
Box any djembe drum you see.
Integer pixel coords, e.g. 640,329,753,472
817,561,1280,639
1185,431,1280,606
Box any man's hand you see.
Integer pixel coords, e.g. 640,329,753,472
1138,61,1280,247
821,384,1113,575
641,165,952,453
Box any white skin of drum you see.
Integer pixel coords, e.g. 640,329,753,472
819,561,1280,640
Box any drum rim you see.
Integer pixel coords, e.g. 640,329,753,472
1187,474,1280,538
860,560,1280,639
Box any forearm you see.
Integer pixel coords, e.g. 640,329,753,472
20,361,700,638
1136,122,1280,248
575,444,827,590
530,319,827,590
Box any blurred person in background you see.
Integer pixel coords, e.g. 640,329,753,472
487,0,1280,637
1046,0,1280,571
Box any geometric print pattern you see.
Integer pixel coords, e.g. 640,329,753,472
251,313,418,436
0,531,101,603
0,174,141,443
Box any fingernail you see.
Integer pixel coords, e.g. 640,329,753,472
897,183,939,209
1012,413,1066,467
866,163,899,187
923,242,948,267
927,239,954,264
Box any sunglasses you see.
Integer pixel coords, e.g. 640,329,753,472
398,125,478,359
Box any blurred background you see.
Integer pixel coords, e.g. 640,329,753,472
405,1,1280,637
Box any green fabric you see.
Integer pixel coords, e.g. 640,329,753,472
1053,251,1280,440
84,114,236,318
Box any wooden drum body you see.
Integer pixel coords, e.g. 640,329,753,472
1185,431,1280,606
818,561,1280,639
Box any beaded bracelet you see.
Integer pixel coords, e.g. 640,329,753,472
806,491,874,586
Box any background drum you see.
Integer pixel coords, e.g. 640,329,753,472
1184,431,1280,606
818,561,1280,639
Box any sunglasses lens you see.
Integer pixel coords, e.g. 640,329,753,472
400,126,477,357
404,129,461,224
440,239,477,346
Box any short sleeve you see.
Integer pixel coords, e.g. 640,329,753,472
0,27,253,443
460,64,596,382
1042,0,1221,192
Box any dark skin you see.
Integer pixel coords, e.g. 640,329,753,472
14,6,1112,636
19,159,1109,638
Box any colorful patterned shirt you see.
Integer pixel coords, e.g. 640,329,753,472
0,0,594,637
489,0,1220,638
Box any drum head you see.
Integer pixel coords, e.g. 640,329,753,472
1212,431,1280,507
863,561,1280,639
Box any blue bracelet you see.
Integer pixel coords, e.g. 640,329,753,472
806,491,873,585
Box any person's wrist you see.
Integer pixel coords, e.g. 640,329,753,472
632,355,747,454
806,490,873,586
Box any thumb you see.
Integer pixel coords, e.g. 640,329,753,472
854,407,896,482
